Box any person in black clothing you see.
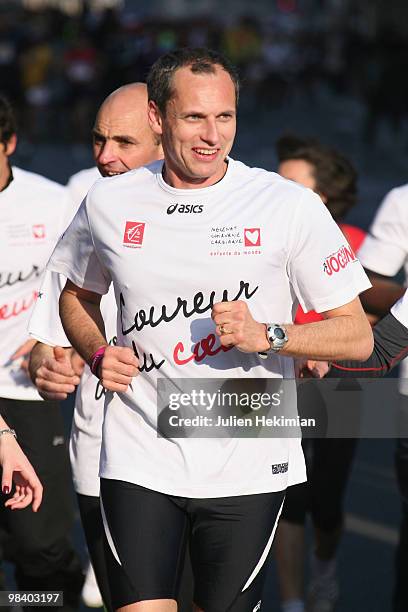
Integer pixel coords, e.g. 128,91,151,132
316,294,408,612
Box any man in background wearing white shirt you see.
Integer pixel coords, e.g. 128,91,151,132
0,94,83,609
28,83,163,611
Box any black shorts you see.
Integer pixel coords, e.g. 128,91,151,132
100,479,285,612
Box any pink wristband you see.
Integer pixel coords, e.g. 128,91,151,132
90,346,107,377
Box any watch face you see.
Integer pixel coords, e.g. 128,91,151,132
274,327,285,340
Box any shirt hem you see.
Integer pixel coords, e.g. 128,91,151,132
0,388,43,401
47,261,109,295
99,463,305,498
72,478,100,497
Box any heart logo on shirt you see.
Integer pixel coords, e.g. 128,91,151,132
244,228,261,247
32,224,46,239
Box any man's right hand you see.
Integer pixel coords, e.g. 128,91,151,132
98,346,139,392
34,346,83,401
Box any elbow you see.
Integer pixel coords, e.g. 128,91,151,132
353,326,374,361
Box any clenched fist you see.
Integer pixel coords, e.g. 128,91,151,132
211,300,270,353
35,346,82,401
98,346,139,393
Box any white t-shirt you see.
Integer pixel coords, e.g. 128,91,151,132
359,183,408,393
0,166,71,401
391,289,408,328
29,165,116,496
66,166,100,205
47,158,371,498
29,270,116,496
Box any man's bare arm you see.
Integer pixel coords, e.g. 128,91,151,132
360,270,404,317
59,280,138,392
212,296,373,361
59,280,106,363
280,298,373,360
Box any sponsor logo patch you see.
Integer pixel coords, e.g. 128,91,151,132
208,225,262,256
32,224,46,239
323,244,357,276
167,203,204,215
123,222,145,248
271,462,288,475
244,227,261,247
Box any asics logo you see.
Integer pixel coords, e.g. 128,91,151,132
253,601,262,612
167,203,204,215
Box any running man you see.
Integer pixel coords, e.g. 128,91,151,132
28,83,163,610
46,48,372,611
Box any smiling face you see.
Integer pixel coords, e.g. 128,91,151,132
148,64,237,189
93,84,162,177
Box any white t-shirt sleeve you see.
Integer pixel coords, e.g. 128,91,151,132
47,198,111,295
287,191,371,313
358,188,408,276
391,289,408,329
66,175,85,209
28,270,71,347
58,187,82,236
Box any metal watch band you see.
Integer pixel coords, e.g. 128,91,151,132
258,323,288,358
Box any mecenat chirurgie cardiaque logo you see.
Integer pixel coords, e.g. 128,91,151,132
166,203,204,215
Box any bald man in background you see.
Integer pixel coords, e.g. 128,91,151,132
66,82,162,204
28,83,163,610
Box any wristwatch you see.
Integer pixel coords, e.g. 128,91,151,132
258,323,288,359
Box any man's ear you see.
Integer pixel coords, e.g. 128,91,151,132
148,100,163,136
5,134,17,157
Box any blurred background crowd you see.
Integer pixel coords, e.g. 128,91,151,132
2,1,408,611
2,0,408,150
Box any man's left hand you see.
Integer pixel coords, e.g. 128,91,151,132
212,301,270,353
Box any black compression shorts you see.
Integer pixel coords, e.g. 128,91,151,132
100,479,285,611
